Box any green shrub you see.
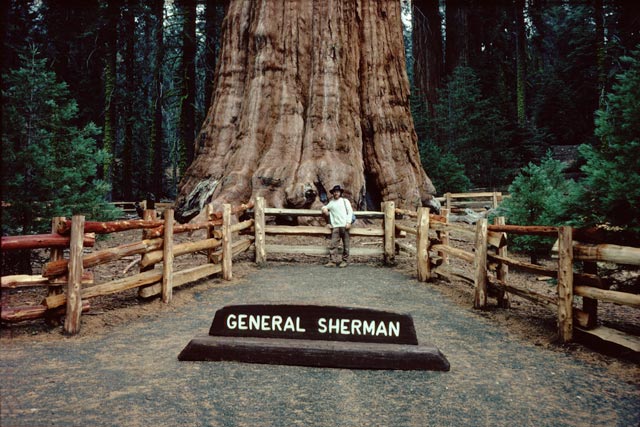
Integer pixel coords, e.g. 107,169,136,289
499,152,579,262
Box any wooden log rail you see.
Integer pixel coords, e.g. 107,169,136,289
436,191,503,212
2,202,255,331
1,233,95,250
393,209,638,346
254,197,395,265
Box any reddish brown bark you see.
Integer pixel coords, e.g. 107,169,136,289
1,234,95,250
174,0,436,223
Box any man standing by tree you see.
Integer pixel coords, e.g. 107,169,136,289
322,185,354,268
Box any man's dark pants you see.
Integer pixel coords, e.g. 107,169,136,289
329,226,350,263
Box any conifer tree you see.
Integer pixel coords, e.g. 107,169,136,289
1,48,119,235
574,47,640,235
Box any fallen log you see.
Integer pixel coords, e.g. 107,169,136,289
140,238,222,269
57,219,164,235
1,233,95,250
43,238,163,277
1,301,90,323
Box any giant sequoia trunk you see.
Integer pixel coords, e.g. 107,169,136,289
174,0,436,223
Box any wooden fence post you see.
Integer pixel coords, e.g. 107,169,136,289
383,201,396,265
580,261,598,328
438,208,450,265
222,204,233,280
492,192,499,209
445,192,452,211
64,215,85,335
206,204,215,263
47,217,65,297
255,197,266,265
473,218,488,309
138,209,158,298
416,207,431,282
557,226,574,342
161,209,174,304
495,216,510,308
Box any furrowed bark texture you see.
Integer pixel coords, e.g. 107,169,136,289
175,0,436,223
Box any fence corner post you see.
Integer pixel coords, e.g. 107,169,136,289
255,197,266,265
64,214,85,335
161,209,174,304
383,201,396,265
473,218,488,309
416,207,431,282
557,226,574,342
222,204,233,280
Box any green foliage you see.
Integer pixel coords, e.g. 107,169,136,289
1,47,120,235
411,89,471,193
499,152,579,256
428,67,523,188
571,48,640,234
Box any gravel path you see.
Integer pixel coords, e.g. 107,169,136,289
1,264,638,426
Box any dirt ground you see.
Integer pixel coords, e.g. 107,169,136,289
1,222,639,426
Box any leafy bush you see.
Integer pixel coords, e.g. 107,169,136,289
2,47,120,235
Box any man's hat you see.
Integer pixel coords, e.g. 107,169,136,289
330,185,345,194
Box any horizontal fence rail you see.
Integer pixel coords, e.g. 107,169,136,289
2,193,638,351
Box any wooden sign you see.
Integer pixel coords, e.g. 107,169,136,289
179,304,450,371
208,304,419,345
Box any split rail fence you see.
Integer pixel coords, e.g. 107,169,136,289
2,195,639,347
1,202,254,334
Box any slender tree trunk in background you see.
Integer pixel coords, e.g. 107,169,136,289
174,0,436,223
151,0,165,199
103,0,120,198
178,0,197,169
593,0,605,106
122,0,135,200
445,0,470,75
515,0,526,125
528,0,547,71
412,0,443,115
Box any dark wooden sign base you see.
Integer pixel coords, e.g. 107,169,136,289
178,304,450,371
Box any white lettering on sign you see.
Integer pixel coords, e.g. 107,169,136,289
226,314,306,332
317,318,400,337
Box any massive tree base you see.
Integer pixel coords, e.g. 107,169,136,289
174,0,437,223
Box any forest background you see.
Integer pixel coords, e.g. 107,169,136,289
2,0,639,242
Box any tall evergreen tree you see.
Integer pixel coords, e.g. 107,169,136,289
573,47,640,235
2,48,118,235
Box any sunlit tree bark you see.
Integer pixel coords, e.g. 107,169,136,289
174,0,437,222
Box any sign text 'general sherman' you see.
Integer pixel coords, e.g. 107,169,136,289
209,304,418,345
